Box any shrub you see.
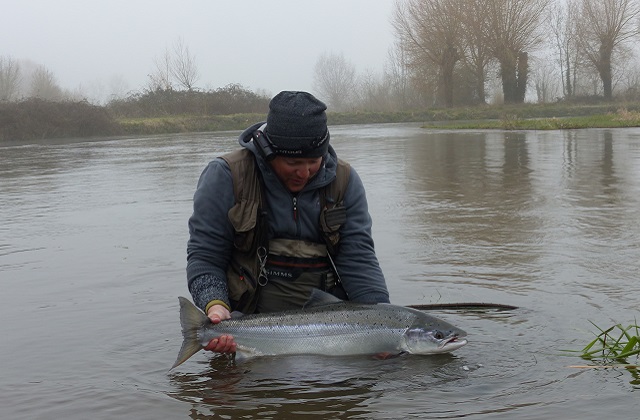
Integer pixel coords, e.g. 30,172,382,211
0,99,121,143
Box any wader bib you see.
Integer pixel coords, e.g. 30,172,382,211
221,149,349,313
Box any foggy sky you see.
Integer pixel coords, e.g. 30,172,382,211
4,0,396,99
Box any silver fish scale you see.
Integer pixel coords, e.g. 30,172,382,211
200,303,431,356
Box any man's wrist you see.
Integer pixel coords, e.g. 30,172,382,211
205,299,231,315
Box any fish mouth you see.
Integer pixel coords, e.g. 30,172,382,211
439,336,468,351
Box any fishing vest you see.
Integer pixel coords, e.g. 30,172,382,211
220,149,350,313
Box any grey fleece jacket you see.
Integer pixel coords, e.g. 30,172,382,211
186,133,389,311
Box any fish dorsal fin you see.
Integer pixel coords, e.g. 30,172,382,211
303,288,343,309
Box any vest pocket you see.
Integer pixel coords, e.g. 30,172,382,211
227,198,259,252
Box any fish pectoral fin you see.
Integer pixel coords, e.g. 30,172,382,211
372,352,402,360
234,344,263,359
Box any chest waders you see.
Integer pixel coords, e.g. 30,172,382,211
221,149,349,313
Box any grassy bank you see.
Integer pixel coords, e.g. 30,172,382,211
4,100,640,144
114,110,424,135
423,108,640,130
116,102,640,134
116,113,266,135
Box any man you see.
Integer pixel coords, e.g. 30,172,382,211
187,91,389,353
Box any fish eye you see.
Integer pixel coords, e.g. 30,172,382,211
434,331,444,340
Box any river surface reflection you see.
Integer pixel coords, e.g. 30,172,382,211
1,124,639,419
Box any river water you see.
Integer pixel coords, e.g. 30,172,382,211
1,123,639,419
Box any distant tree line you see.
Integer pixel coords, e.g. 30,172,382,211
0,36,270,142
0,99,120,142
312,0,640,110
0,37,270,120
107,84,270,118
2,0,640,120
0,56,74,102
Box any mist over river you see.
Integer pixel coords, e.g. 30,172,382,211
1,123,639,418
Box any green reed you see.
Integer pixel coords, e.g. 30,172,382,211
580,321,640,362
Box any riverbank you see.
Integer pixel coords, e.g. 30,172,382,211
3,100,640,144
423,108,640,130
114,102,640,136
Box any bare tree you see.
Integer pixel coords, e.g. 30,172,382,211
356,69,389,111
485,0,550,103
392,0,462,107
548,0,583,98
29,65,64,101
459,0,493,103
0,56,22,101
148,47,173,92
171,38,199,91
107,74,130,102
312,52,357,111
148,38,200,92
384,41,420,109
574,0,640,99
532,56,561,102
617,56,640,99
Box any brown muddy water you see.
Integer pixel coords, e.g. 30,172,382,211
1,123,639,419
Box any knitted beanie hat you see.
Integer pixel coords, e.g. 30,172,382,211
264,91,330,158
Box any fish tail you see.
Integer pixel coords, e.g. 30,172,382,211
170,296,209,370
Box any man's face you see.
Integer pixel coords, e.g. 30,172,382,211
269,156,323,193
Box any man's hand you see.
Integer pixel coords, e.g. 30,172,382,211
204,304,237,353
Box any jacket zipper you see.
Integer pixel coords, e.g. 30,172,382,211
292,195,303,237
292,196,298,221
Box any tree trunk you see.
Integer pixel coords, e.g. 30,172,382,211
440,46,459,107
515,52,528,103
565,50,572,97
598,44,613,99
500,55,518,104
475,62,486,104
